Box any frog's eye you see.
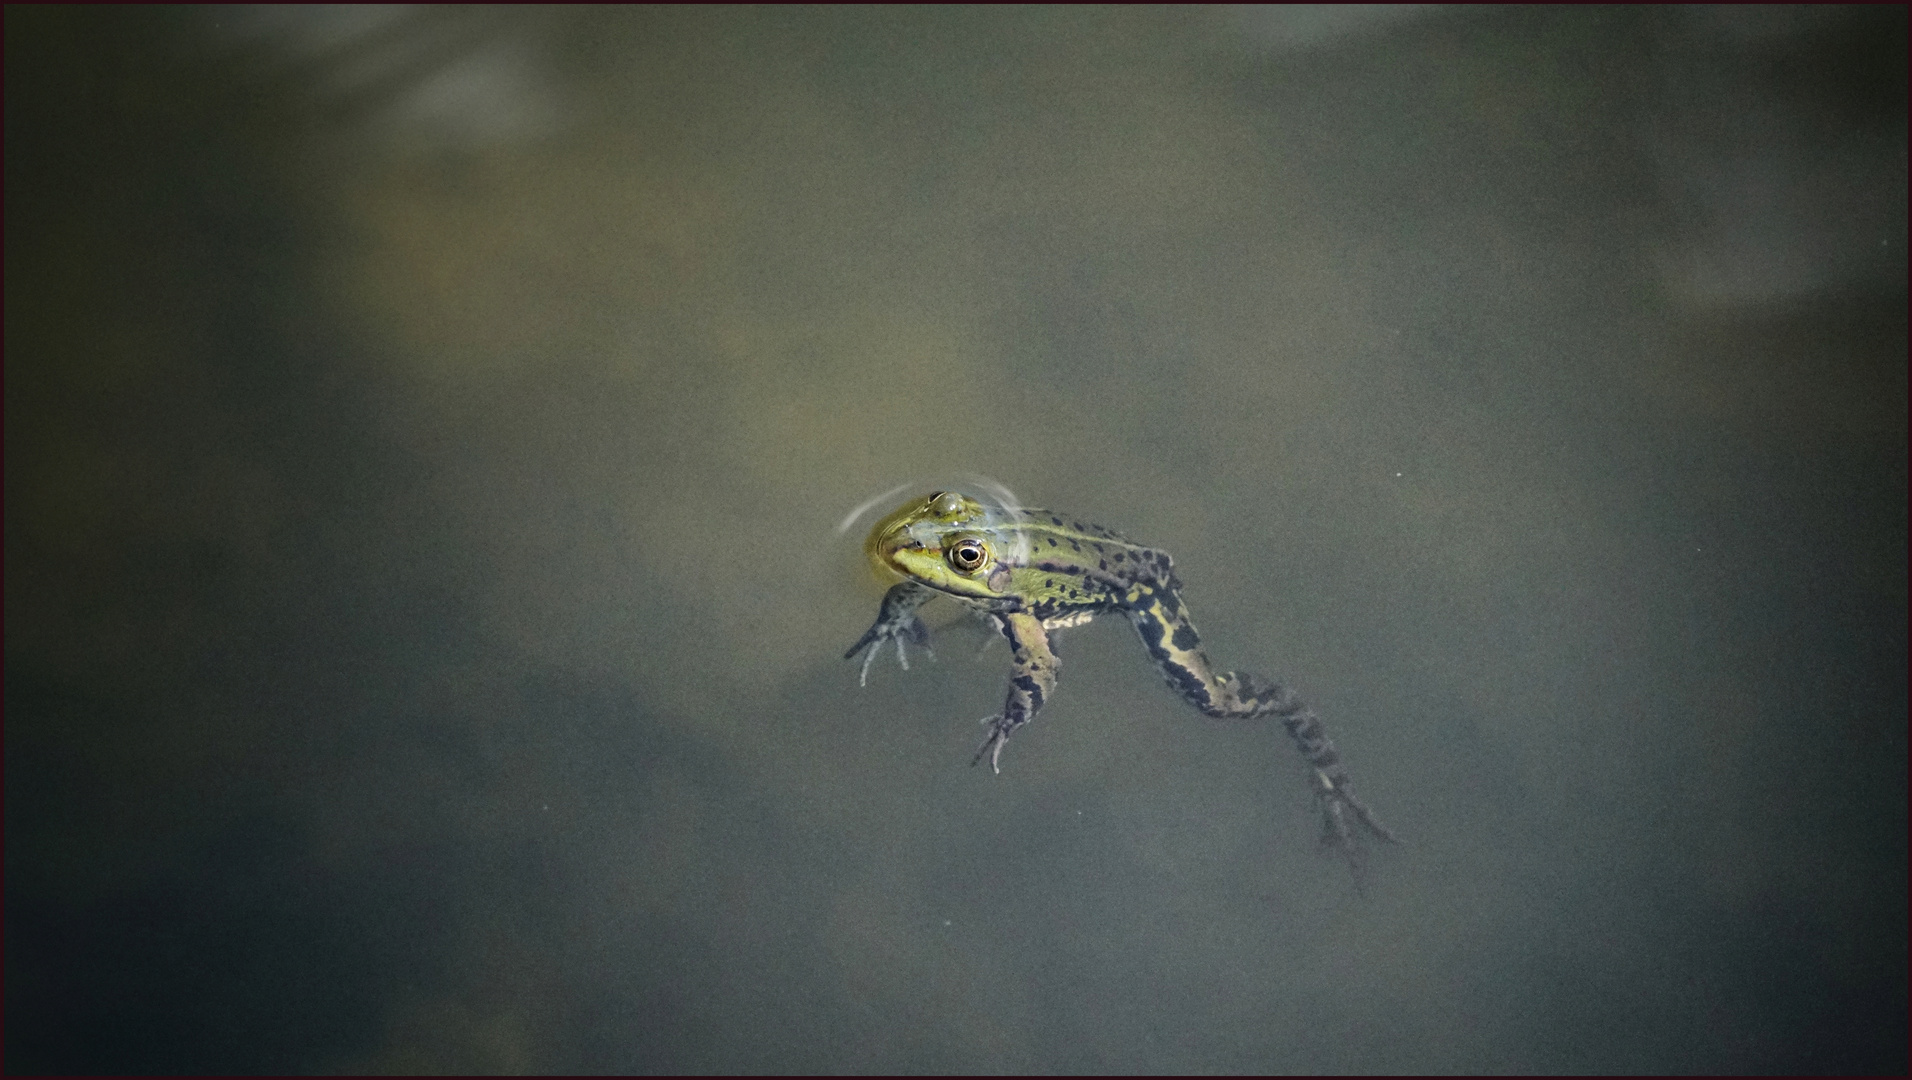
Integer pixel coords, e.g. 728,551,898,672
945,537,989,573
930,491,965,516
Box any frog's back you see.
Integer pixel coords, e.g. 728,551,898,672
1003,509,1178,617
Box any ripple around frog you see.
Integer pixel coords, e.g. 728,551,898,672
834,474,1027,543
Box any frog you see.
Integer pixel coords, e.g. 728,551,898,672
845,489,1395,878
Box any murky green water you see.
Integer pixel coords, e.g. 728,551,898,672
7,6,1905,1072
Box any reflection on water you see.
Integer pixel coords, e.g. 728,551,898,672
6,6,1905,1073
211,5,565,150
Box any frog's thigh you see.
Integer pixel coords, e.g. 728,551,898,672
998,611,1059,717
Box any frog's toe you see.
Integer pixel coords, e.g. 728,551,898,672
857,644,883,687
970,716,1015,774
1352,802,1397,845
884,635,930,679
1310,779,1397,892
1312,771,1395,845
850,620,935,687
843,626,882,662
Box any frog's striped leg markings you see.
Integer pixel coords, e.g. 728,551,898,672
1126,591,1397,866
971,610,1059,774
845,581,936,686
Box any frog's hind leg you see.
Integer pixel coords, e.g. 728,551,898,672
1246,680,1396,891
1303,748,1393,892
1256,680,1397,847
1128,595,1395,883
968,611,1059,774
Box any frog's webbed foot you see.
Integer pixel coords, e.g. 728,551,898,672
844,616,932,686
1311,769,1397,890
970,715,1019,774
844,583,935,686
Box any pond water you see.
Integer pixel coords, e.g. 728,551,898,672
6,6,1905,1072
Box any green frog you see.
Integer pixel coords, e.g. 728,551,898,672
846,489,1395,876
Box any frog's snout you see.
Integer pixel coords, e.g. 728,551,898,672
864,527,903,581
862,511,923,583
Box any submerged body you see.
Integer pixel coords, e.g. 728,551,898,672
846,490,1394,878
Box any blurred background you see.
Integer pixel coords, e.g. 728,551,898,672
5,6,1905,1073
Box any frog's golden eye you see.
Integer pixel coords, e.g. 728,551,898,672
946,537,989,573
930,491,965,516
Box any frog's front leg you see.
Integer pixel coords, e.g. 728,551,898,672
971,611,1059,774
844,582,935,686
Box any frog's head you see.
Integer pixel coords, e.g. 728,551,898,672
864,490,1027,601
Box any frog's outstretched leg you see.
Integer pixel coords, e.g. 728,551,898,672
1127,591,1395,881
969,611,1059,774
845,582,935,686
1232,672,1396,843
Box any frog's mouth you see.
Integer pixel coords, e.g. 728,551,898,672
861,499,927,583
864,536,909,583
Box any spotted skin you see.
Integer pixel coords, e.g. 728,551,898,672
846,491,1395,881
